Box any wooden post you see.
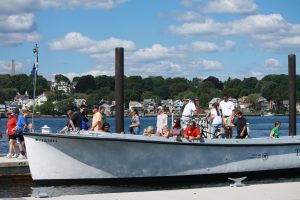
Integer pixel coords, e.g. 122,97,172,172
288,54,296,136
115,47,124,133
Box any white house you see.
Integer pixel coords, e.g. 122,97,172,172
173,100,184,112
22,99,34,110
35,93,47,106
143,99,156,113
14,91,29,106
51,81,71,93
129,101,143,112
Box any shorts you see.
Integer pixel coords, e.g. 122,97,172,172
224,116,234,127
16,131,25,143
8,134,17,140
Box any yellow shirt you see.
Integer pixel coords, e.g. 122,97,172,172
91,112,102,131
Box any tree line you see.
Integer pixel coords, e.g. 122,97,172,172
0,73,299,115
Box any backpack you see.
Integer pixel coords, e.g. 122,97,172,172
80,115,89,130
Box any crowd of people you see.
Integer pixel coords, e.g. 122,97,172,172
59,104,109,133
3,96,281,160
141,96,281,140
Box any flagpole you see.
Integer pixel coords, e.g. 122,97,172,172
32,43,38,131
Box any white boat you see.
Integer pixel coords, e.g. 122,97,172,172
24,132,300,185
261,112,275,117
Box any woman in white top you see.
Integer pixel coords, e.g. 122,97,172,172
210,103,222,138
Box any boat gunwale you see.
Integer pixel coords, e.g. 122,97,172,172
24,132,300,147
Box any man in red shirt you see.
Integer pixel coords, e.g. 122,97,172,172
6,112,18,158
183,121,201,140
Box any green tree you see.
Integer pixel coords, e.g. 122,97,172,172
75,75,96,93
54,74,70,84
203,76,223,90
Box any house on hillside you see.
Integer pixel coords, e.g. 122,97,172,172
22,99,34,110
143,99,156,113
129,101,143,113
161,99,173,112
51,81,72,94
14,91,30,106
238,96,250,113
173,100,184,113
35,93,47,106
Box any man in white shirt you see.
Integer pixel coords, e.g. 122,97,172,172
156,106,168,135
219,95,235,138
181,98,197,129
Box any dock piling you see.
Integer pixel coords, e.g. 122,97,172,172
115,47,124,133
288,54,296,136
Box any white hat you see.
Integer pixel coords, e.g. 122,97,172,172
157,106,163,110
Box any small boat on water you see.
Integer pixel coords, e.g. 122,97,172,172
261,112,275,117
24,131,300,185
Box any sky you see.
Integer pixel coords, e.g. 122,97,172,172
0,0,299,82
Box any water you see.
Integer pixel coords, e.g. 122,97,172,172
0,115,300,198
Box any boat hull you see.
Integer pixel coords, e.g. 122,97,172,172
24,133,300,184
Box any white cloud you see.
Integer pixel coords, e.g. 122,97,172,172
202,0,257,14
39,0,128,10
263,58,282,70
0,13,36,32
169,13,300,52
169,14,288,37
128,44,172,62
0,0,127,13
191,40,235,52
171,11,205,22
0,0,38,14
190,59,223,70
49,32,136,53
0,32,41,46
249,71,264,79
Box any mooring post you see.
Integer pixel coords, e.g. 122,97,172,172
288,54,296,136
115,47,124,133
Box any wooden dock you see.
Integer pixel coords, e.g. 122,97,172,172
0,155,30,177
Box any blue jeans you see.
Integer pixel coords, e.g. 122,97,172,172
133,127,140,135
211,123,222,138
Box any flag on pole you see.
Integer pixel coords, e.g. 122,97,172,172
31,57,38,76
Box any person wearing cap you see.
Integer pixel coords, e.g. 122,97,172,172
6,110,18,158
90,105,103,131
181,98,198,129
156,106,168,135
15,108,30,159
71,104,89,131
183,121,201,140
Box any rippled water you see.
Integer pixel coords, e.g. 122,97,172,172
0,115,300,198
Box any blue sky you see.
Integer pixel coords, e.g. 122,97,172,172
0,0,299,81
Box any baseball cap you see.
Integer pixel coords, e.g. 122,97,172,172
12,108,20,115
